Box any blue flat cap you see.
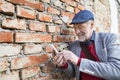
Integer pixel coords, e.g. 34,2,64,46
70,10,94,24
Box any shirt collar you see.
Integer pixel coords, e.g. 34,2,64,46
90,30,95,41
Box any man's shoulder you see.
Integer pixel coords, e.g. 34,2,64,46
68,40,80,51
96,32,117,39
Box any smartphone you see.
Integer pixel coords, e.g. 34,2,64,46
49,44,58,55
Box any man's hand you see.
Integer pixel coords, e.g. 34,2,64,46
60,50,79,65
53,53,67,67
53,50,79,66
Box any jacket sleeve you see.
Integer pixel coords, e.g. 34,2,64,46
62,41,78,78
79,33,120,80
63,62,75,78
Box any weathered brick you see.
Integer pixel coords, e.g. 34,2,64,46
7,0,44,11
15,33,52,43
55,26,60,33
24,44,42,54
17,6,36,19
0,45,22,57
60,0,77,7
66,5,74,13
47,26,56,33
53,35,74,42
0,59,9,72
47,6,60,15
45,45,53,53
53,0,64,9
38,13,52,22
21,67,40,80
11,54,50,69
61,28,75,35
61,11,74,19
54,19,63,24
0,32,13,42
0,72,20,80
42,0,50,3
0,0,14,15
48,26,60,33
74,8,80,14
74,0,79,2
2,19,26,30
29,21,46,32
77,4,84,10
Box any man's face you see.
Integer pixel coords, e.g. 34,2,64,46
73,21,93,42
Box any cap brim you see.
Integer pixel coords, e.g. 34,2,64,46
70,20,88,25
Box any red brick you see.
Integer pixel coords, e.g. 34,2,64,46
0,0,14,15
61,28,75,35
38,13,52,22
21,67,40,79
0,32,13,42
47,6,60,15
11,54,50,69
0,45,22,57
45,45,53,53
60,0,77,7
29,21,46,32
17,6,36,19
50,26,61,34
42,0,50,3
55,26,60,33
24,44,42,54
74,8,80,14
15,33,52,43
2,19,26,30
54,19,63,24
7,0,44,11
47,26,56,33
77,4,84,10
53,35,75,42
61,11,74,19
66,5,74,13
74,0,79,2
53,0,63,9
0,72,20,80
0,59,9,72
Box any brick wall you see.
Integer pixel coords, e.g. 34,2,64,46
0,0,111,80
116,0,120,40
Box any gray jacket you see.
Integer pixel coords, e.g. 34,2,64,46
63,32,120,80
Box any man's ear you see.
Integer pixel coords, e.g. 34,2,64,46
90,20,94,29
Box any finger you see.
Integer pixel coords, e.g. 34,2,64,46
53,54,63,65
56,54,64,64
57,58,64,66
53,53,62,61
